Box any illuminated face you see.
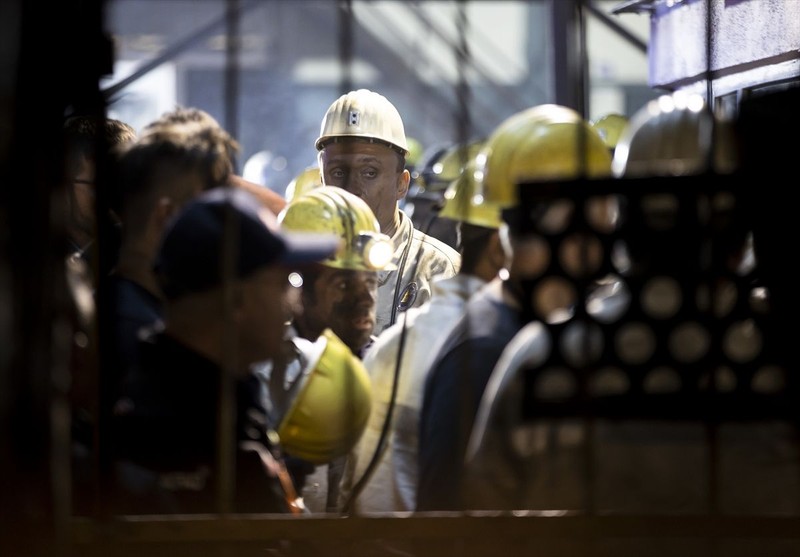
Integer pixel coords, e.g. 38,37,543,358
300,266,378,354
319,141,409,236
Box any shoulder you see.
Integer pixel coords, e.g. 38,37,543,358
412,228,461,270
415,228,460,258
398,210,460,263
460,294,521,345
361,313,413,367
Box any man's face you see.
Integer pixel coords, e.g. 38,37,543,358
68,154,96,246
302,266,378,353
239,266,294,366
318,141,409,235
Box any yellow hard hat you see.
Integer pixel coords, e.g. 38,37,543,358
278,187,394,271
277,329,372,464
419,140,484,193
590,113,629,151
474,104,613,210
284,165,322,203
405,136,424,168
612,91,738,178
315,89,409,156
439,142,502,230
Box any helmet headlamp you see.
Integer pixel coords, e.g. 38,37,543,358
357,233,394,271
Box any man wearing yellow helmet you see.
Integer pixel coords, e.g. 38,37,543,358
284,164,323,203
280,187,394,356
316,89,461,334
254,187,391,512
417,104,613,511
406,139,486,251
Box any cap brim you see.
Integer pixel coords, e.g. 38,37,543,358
278,231,341,265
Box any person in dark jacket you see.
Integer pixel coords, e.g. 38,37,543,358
110,187,338,515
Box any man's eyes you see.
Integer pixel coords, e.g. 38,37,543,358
328,167,379,178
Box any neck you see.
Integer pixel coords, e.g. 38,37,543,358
500,277,524,310
385,210,404,240
292,315,323,344
473,258,504,283
164,322,252,377
167,326,221,363
115,246,164,300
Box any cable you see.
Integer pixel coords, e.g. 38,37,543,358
341,292,409,515
341,209,441,515
388,221,414,327
342,2,472,515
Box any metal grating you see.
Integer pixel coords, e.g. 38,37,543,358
512,173,795,422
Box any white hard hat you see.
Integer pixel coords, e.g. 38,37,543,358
612,91,738,178
315,89,409,156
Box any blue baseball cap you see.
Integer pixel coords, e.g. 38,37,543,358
155,187,340,299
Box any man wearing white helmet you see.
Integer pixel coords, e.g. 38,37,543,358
316,89,461,334
339,143,506,516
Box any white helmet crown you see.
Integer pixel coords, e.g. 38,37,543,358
315,89,409,156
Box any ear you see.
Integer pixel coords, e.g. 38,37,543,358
317,151,328,185
488,230,508,270
154,196,177,232
229,283,246,324
396,168,410,201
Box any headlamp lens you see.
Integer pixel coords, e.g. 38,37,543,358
361,234,393,270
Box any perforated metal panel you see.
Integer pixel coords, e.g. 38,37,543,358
512,173,796,422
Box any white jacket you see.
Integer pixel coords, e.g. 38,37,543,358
374,210,461,335
342,274,488,513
